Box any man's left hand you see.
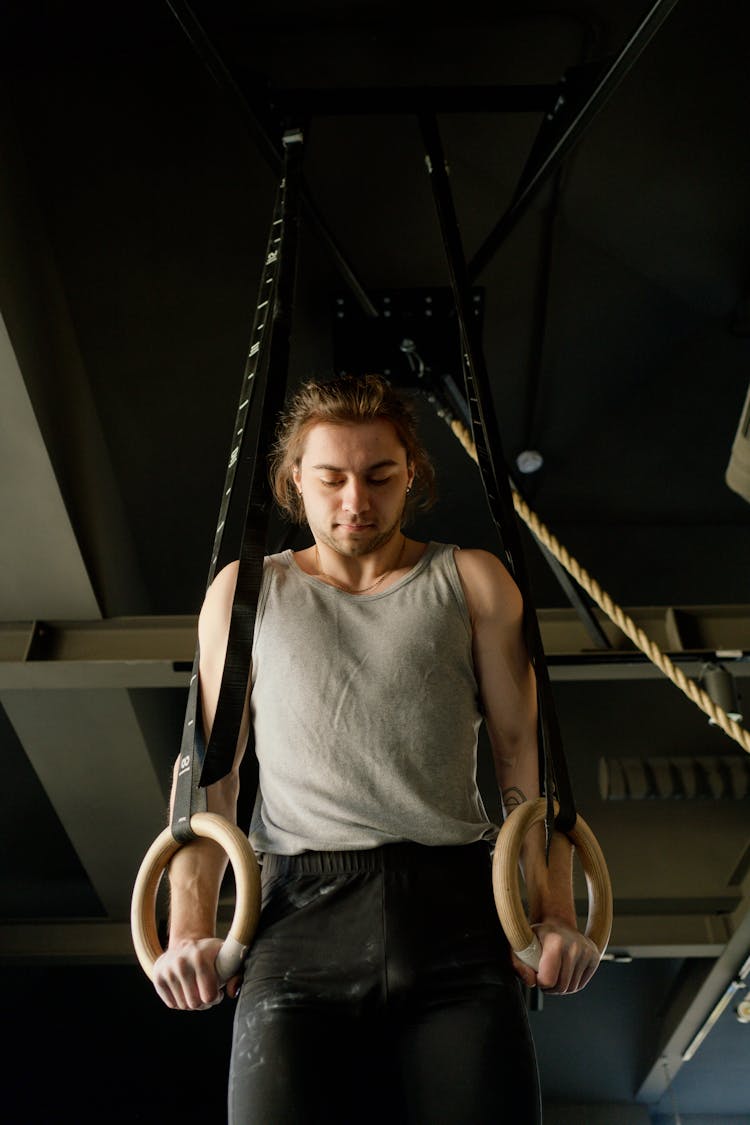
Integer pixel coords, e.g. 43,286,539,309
511,920,601,995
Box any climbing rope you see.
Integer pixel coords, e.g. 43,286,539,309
448,417,750,756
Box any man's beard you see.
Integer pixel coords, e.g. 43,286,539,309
314,506,406,558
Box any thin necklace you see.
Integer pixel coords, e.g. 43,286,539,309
314,535,406,595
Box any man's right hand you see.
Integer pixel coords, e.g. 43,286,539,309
153,937,242,1010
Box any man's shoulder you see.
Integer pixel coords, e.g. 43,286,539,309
453,545,509,577
206,560,239,602
208,551,287,591
452,547,522,624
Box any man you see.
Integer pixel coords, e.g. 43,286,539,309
154,373,601,1123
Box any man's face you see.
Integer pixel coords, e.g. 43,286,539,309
292,420,414,557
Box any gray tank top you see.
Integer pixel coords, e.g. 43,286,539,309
249,541,496,855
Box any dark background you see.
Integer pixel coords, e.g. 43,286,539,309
1,1,749,1121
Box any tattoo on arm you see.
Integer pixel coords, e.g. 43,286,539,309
501,787,527,814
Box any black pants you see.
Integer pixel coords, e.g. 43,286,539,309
229,841,541,1124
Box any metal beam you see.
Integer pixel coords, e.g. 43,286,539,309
468,0,683,281
0,609,748,688
527,531,612,650
0,910,733,966
266,84,557,115
607,912,731,960
0,922,136,964
549,654,750,683
637,903,750,1103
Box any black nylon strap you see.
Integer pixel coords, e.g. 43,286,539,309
171,129,304,841
202,133,303,786
419,115,576,839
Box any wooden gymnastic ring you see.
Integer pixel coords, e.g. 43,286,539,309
130,812,261,983
492,798,612,970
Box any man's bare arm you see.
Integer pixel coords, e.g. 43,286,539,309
153,560,251,1010
455,547,601,995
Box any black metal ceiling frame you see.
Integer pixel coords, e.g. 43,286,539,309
166,0,681,282
164,0,682,643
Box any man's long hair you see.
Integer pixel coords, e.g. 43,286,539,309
270,373,436,524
